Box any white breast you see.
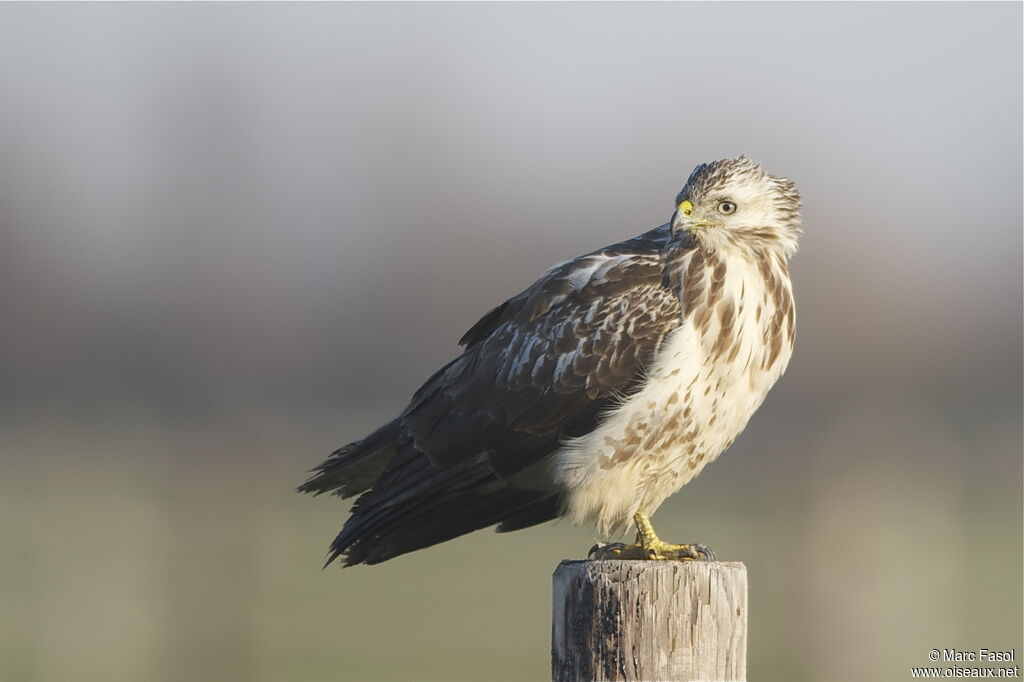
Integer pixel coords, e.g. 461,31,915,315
553,248,794,537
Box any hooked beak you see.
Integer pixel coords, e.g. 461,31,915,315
673,200,716,233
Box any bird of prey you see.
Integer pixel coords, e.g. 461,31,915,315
300,155,801,566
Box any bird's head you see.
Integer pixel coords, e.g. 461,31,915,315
671,155,802,256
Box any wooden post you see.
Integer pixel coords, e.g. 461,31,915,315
552,560,747,682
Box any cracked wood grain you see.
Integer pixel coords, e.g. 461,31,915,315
552,560,747,682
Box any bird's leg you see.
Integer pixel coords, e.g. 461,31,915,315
633,511,716,560
589,511,716,561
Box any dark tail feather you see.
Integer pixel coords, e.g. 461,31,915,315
323,441,556,566
324,452,486,565
297,419,403,498
495,495,562,533
334,484,552,566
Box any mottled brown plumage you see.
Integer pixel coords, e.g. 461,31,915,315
300,155,801,565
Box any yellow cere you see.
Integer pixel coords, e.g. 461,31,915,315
678,200,693,216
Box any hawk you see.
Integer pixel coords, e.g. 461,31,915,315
300,155,801,566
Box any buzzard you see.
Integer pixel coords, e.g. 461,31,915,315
300,156,801,566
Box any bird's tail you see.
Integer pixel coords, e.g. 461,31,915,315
325,450,558,566
300,420,562,567
297,419,402,499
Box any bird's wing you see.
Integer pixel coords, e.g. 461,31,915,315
309,223,694,564
402,223,684,474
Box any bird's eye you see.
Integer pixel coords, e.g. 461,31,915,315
718,201,737,215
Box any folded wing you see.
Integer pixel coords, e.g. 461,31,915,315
300,224,690,565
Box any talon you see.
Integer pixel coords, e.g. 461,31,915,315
589,541,654,560
586,512,718,562
589,542,626,560
693,543,717,561
650,541,718,561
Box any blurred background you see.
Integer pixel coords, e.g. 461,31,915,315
0,3,1020,682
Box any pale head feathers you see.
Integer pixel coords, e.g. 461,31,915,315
673,155,802,256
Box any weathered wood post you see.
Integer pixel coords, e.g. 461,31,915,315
552,560,747,682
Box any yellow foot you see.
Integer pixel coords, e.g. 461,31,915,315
589,540,716,560
588,510,716,561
